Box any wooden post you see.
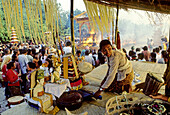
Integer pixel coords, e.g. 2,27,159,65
112,19,114,44
63,57,68,79
115,4,119,46
79,25,82,44
70,0,75,55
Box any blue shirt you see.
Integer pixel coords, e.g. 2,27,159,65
18,54,29,74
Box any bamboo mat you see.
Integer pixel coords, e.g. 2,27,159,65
131,61,167,83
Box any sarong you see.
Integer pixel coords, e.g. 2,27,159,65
102,69,134,94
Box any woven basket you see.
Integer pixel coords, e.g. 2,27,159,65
105,93,154,115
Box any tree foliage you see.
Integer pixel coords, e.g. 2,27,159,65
0,1,85,44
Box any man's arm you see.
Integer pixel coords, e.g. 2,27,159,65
150,94,169,102
101,56,119,89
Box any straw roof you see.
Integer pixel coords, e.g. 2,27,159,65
86,0,170,14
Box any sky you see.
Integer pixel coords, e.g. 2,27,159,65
57,0,86,12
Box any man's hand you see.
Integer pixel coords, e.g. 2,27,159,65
94,90,102,99
134,82,145,92
149,94,168,101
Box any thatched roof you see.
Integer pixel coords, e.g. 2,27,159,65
86,0,170,14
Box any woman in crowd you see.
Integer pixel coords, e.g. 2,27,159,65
12,54,21,74
6,61,22,97
1,56,11,98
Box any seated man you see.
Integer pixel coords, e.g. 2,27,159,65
94,40,134,98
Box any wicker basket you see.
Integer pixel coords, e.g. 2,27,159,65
105,93,154,115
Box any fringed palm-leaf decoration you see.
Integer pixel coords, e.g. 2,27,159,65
0,0,60,45
38,0,46,44
19,0,26,43
83,0,115,35
24,0,34,44
15,0,22,43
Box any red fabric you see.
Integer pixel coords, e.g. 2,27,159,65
6,69,20,86
117,32,121,49
70,79,82,87
2,64,8,82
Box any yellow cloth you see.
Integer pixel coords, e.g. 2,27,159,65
168,97,170,103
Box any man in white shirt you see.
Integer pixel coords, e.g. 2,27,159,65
63,41,72,54
18,48,29,93
94,40,134,98
84,50,95,66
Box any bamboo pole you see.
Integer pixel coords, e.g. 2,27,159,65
70,0,75,55
112,19,114,44
114,4,119,47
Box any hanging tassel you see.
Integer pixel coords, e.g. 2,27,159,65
24,0,34,44
38,0,46,44
15,0,22,43
19,0,26,43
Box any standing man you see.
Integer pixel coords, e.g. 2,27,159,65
18,48,29,94
94,40,134,98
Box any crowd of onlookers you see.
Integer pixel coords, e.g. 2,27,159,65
0,41,100,99
124,45,168,64
0,42,61,99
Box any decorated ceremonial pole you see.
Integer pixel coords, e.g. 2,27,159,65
115,3,119,48
71,0,75,55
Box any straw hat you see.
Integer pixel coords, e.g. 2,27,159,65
77,62,93,73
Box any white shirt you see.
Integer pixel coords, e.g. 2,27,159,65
40,56,47,63
18,54,29,74
63,46,72,54
156,53,161,63
2,54,12,61
101,50,132,89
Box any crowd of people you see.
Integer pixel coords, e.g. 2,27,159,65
0,40,169,103
0,40,103,99
124,45,168,64
0,42,61,98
